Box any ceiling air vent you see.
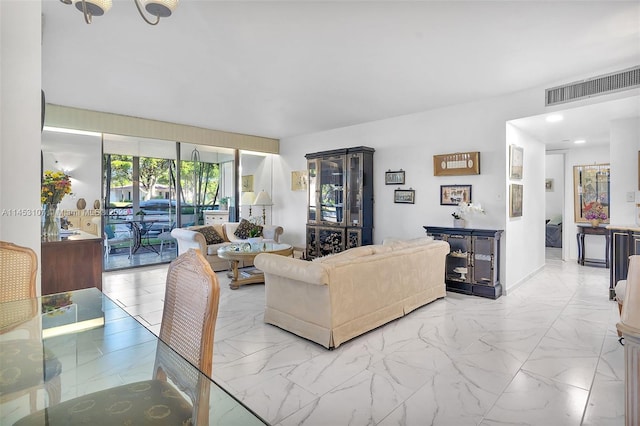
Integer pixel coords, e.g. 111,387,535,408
545,65,640,106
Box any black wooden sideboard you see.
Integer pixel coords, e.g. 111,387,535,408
609,225,640,300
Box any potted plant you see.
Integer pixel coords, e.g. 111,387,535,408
452,201,485,228
219,197,230,210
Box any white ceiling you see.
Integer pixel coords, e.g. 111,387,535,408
41,1,640,142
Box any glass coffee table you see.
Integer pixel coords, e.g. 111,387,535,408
218,242,293,289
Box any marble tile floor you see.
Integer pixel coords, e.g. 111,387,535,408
102,256,625,426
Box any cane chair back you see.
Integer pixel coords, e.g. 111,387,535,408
0,242,62,413
0,241,37,303
13,249,220,426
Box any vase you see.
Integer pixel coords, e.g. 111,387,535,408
42,203,60,239
453,218,466,228
590,219,600,228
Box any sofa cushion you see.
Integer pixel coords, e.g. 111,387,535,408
234,218,262,239
195,226,224,244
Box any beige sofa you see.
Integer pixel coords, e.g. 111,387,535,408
254,237,449,349
171,222,284,271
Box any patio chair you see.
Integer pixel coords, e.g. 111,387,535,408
15,249,221,425
158,222,177,256
104,224,133,260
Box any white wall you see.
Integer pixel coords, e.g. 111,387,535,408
240,152,273,224
0,1,42,288
274,81,636,292
545,154,565,221
275,88,545,292
42,130,102,213
505,124,547,292
610,117,640,224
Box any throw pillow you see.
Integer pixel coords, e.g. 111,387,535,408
195,226,224,244
234,219,262,239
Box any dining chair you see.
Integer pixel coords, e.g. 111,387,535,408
15,248,221,426
0,241,62,413
0,241,37,303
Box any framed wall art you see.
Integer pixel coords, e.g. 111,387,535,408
573,163,610,223
291,170,308,191
385,170,405,185
509,183,523,217
440,184,472,206
394,188,415,204
509,145,524,180
433,152,480,176
241,175,254,192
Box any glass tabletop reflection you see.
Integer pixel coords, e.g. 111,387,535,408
0,288,266,425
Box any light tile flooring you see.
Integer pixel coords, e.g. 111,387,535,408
103,251,624,425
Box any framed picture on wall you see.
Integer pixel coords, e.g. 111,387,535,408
573,163,610,223
510,184,523,217
509,145,524,180
291,170,308,191
385,170,405,185
440,184,472,206
241,175,254,192
394,188,415,204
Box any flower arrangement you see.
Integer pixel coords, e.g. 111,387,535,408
248,216,263,238
452,201,485,219
584,201,607,221
41,292,73,316
41,170,72,205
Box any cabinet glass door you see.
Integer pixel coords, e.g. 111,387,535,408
472,236,494,285
445,235,470,283
319,156,345,224
347,153,362,226
308,160,318,222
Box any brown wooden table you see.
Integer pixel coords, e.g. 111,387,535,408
218,242,293,289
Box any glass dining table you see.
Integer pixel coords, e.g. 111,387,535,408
0,287,267,425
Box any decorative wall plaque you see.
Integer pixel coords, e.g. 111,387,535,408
433,152,480,176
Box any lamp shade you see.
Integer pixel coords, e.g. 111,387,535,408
253,190,273,206
72,0,112,16
142,0,178,17
241,191,256,206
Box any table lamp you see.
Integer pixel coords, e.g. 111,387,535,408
241,191,255,216
253,190,273,225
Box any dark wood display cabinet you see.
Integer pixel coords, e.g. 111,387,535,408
305,146,374,259
424,226,503,299
609,225,640,300
41,232,102,295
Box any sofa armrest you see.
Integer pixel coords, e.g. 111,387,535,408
254,254,328,285
171,228,207,256
262,225,283,243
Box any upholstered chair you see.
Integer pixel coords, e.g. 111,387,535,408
14,249,221,426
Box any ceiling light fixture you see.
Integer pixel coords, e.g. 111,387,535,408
574,139,586,144
60,0,178,25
